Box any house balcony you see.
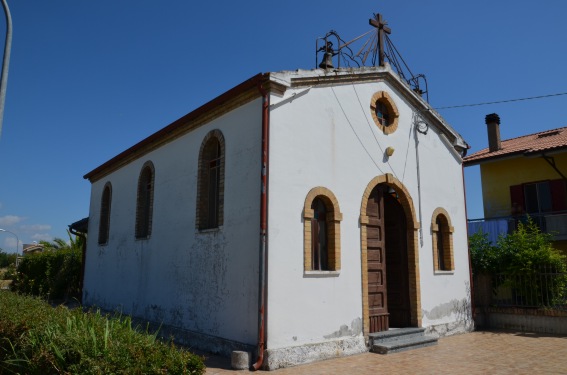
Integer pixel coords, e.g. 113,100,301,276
468,211,567,244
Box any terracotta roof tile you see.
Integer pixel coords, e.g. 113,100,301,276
463,126,567,165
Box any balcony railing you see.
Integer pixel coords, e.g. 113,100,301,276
468,212,567,244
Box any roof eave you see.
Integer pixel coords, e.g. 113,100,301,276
84,72,271,182
463,146,567,167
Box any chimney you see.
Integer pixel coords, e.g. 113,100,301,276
485,113,501,152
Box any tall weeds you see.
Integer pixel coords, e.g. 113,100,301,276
0,291,205,374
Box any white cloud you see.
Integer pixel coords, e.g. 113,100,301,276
20,224,52,232
2,237,18,252
31,233,52,242
4,236,16,248
0,215,25,226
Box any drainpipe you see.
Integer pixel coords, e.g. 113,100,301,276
462,163,475,325
413,122,424,246
68,226,87,303
252,80,269,371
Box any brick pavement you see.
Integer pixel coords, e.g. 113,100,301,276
203,331,567,374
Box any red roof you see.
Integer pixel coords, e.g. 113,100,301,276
463,126,567,165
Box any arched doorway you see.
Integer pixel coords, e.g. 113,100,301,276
360,174,421,335
383,186,410,328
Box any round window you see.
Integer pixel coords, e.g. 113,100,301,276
370,91,399,135
375,100,391,127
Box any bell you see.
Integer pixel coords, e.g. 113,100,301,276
319,52,334,69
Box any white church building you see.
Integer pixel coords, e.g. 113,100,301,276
82,65,472,369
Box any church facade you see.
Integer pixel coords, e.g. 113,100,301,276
82,65,472,369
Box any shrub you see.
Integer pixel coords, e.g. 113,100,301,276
0,291,206,374
496,220,567,305
469,230,499,274
470,218,567,306
12,247,82,300
0,250,17,268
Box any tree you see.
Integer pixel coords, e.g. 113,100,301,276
39,230,84,252
0,249,17,268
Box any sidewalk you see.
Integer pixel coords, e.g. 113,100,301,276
203,330,567,374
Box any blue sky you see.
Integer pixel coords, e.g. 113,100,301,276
0,1,566,253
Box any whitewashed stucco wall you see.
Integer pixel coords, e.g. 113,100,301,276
83,99,263,345
266,77,470,350
83,69,471,356
414,125,471,331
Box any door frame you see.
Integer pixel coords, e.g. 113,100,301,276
360,173,421,337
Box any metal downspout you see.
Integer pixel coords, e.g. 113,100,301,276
69,227,87,303
252,81,269,371
413,123,424,246
461,164,475,323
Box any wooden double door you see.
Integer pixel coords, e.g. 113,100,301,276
366,184,411,333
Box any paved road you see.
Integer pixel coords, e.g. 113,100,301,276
203,330,567,374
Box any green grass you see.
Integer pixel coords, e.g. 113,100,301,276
0,291,205,374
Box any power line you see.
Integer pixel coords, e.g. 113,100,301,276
351,83,399,181
435,92,567,110
330,86,385,175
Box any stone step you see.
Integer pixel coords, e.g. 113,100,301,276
369,327,426,344
372,335,438,354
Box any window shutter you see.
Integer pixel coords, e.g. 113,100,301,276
550,179,567,212
510,184,525,215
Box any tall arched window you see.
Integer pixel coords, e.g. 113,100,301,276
136,161,155,239
311,198,328,270
98,182,112,245
303,187,342,272
431,208,454,272
196,130,225,230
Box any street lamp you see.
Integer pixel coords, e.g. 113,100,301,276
0,0,12,141
0,228,18,254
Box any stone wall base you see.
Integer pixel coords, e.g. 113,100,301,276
425,319,475,338
264,336,367,371
475,307,567,335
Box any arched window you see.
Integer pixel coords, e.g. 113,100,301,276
311,198,328,270
136,161,155,239
431,208,454,272
303,187,342,272
196,130,225,230
98,182,112,245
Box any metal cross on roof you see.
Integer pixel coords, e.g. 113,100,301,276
314,12,428,102
369,13,391,67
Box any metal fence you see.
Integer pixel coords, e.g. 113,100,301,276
484,265,567,310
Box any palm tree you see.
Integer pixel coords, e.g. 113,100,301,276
39,230,84,252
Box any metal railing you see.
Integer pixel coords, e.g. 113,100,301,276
468,211,567,243
475,265,567,311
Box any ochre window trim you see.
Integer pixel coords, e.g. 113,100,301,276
135,161,155,239
370,91,400,135
196,129,225,231
98,182,112,245
303,187,342,274
431,207,455,272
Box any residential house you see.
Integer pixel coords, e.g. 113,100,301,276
464,114,567,252
22,243,44,255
